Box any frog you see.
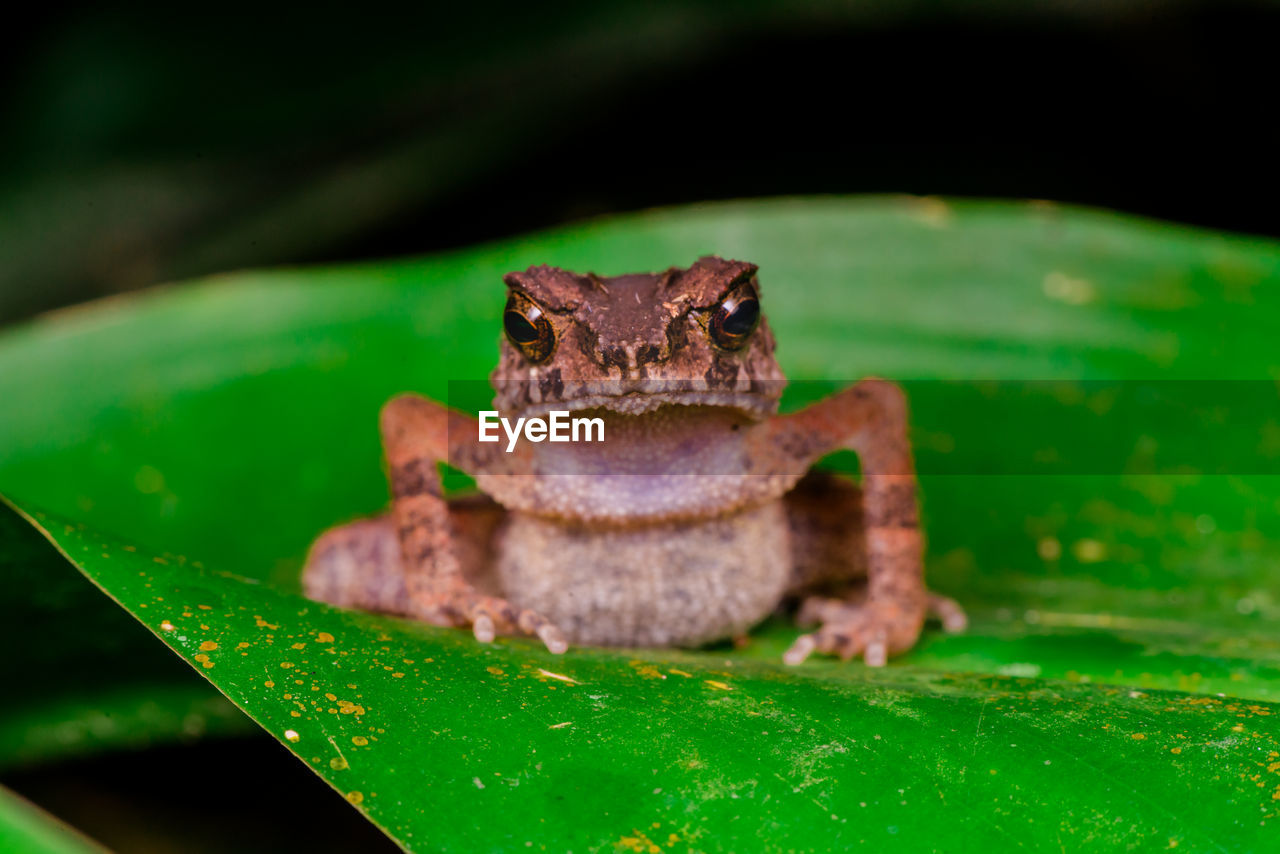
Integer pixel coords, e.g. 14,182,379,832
302,256,965,665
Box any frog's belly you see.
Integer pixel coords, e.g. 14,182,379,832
494,501,791,648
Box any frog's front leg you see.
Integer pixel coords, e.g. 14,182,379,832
750,379,964,666
378,394,569,653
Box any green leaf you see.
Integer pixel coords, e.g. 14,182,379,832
0,478,255,769
0,784,104,854
7,498,1280,851
3,197,1280,849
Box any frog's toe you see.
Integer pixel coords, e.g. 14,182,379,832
927,592,968,633
472,614,497,644
457,593,569,653
782,632,817,665
535,623,569,655
514,608,568,654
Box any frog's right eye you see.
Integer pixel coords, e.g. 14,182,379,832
504,292,556,363
709,281,761,350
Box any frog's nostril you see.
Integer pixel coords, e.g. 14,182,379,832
599,346,629,371
598,338,668,375
635,344,663,367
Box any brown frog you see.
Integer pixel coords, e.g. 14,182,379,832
303,257,965,665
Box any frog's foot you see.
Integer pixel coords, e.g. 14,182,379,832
782,592,966,667
414,588,569,655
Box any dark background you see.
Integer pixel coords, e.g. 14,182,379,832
3,0,1278,328
2,2,1278,849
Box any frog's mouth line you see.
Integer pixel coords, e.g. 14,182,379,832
510,390,777,420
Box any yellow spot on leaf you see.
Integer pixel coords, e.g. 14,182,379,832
317,632,335,643
199,641,218,652
1073,539,1106,563
616,830,662,854
631,662,666,680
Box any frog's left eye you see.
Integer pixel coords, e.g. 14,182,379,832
504,292,556,363
710,282,761,350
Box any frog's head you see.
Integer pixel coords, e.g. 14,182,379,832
490,256,786,419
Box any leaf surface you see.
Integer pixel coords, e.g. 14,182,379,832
0,784,104,854
2,198,1280,849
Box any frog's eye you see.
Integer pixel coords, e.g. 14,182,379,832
709,282,761,350
504,292,556,363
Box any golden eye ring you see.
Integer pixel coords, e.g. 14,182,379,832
503,292,556,363
709,283,761,350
